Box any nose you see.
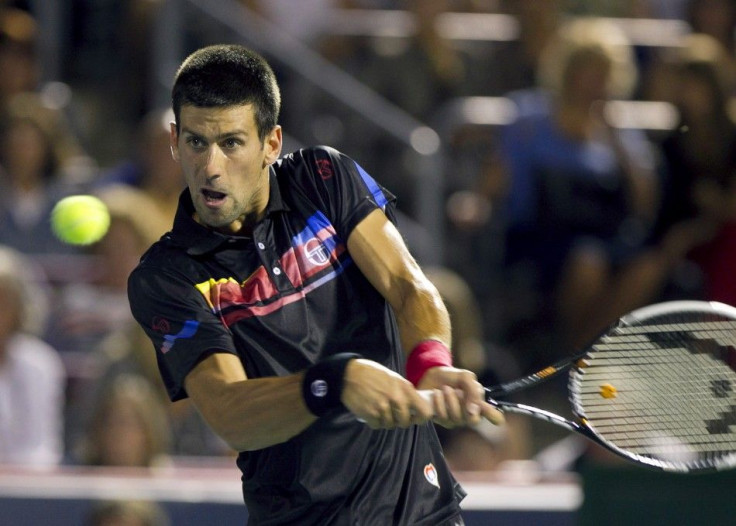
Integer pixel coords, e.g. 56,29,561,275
203,145,226,179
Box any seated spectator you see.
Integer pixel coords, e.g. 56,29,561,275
97,108,184,229
0,7,39,119
0,244,65,467
0,92,89,257
72,374,171,468
652,33,736,305
86,500,170,526
495,17,660,352
75,324,232,459
686,0,736,63
46,184,169,356
425,266,532,471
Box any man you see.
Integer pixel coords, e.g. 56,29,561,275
128,44,503,525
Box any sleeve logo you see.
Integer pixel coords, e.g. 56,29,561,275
160,319,200,354
316,159,334,180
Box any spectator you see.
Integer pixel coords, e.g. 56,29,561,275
72,373,171,468
652,33,736,305
686,0,736,60
496,17,660,353
0,244,65,467
86,500,170,526
0,7,39,118
84,324,232,458
488,0,564,96
46,184,169,356
98,108,184,229
0,92,88,257
425,266,532,471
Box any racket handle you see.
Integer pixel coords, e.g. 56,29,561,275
417,389,433,404
417,388,502,409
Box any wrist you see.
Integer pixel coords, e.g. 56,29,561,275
406,339,453,386
302,353,361,416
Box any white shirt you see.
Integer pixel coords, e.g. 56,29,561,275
0,334,65,466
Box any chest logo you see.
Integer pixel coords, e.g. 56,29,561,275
424,463,440,488
304,238,330,266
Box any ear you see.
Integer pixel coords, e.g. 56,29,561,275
263,125,283,166
169,121,180,162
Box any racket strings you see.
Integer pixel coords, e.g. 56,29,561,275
571,317,736,467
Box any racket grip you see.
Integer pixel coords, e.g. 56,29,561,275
417,388,502,409
417,389,433,404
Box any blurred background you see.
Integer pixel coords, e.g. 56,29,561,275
2,0,736,524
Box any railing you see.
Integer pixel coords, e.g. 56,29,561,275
317,9,690,47
0,464,582,526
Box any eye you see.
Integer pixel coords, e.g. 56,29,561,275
222,138,240,149
186,136,205,150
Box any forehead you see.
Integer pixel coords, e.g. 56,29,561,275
178,104,257,135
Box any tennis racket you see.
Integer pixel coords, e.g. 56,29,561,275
436,300,736,473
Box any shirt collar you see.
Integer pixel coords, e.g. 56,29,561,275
171,168,288,256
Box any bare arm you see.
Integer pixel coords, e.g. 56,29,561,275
346,209,503,427
184,353,316,452
346,209,451,352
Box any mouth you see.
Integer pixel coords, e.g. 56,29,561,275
200,188,228,206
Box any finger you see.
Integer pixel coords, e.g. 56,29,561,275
461,383,484,426
455,375,483,406
408,390,433,422
363,415,383,429
480,402,505,426
392,402,413,428
431,388,449,423
371,400,393,429
443,386,464,423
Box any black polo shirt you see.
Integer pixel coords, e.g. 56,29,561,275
128,146,464,525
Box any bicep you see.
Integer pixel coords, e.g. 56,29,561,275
347,208,451,350
346,208,423,310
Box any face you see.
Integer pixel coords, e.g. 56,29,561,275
677,72,716,120
98,398,150,467
2,120,50,183
0,281,21,358
564,53,611,105
170,104,282,235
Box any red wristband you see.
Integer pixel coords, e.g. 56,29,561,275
406,340,453,386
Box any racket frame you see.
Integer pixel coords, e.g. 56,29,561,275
483,300,736,474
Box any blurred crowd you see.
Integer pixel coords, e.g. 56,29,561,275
2,0,736,495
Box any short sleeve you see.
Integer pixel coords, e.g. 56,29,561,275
128,265,238,401
284,146,397,240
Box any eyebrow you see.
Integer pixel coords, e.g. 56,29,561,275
181,128,249,141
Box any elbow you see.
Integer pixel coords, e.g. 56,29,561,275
215,414,301,452
222,429,294,453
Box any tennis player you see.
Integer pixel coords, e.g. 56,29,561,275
128,44,503,525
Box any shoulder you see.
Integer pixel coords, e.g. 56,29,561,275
275,145,357,181
7,334,64,378
128,238,200,296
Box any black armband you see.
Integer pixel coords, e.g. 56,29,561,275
302,353,361,417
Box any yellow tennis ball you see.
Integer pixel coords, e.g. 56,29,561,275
599,383,618,399
51,195,110,245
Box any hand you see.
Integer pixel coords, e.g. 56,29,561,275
417,366,505,428
341,359,434,429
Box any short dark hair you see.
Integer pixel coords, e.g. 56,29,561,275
172,44,281,141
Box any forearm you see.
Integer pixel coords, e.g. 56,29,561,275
187,368,316,452
393,276,452,356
